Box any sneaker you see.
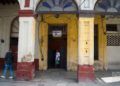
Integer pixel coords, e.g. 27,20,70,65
9,76,13,79
0,75,5,79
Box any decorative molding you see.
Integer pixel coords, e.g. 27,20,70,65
84,0,90,8
18,10,34,17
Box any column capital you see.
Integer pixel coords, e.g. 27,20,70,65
79,0,97,10
18,10,34,17
18,10,38,18
79,13,95,18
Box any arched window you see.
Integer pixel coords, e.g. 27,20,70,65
11,17,19,38
95,0,120,12
36,0,78,13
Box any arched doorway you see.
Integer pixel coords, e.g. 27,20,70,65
10,17,19,70
35,0,78,71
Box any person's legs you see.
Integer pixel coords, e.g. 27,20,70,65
1,64,8,78
9,64,14,78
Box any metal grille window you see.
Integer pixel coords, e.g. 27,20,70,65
107,33,120,46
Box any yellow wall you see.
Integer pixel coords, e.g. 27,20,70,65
39,14,78,71
78,17,94,65
94,16,107,70
39,22,48,70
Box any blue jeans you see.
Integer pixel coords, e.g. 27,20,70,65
2,64,14,77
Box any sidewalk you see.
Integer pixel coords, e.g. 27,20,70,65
0,69,120,86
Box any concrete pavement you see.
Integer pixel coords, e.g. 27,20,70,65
0,69,120,86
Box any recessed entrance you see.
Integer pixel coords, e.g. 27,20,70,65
94,24,99,60
38,14,77,71
48,25,67,69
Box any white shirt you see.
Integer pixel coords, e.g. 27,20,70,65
55,51,60,61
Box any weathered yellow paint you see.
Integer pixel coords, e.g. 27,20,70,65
39,14,78,71
39,22,48,70
78,17,94,65
102,17,107,70
94,16,107,70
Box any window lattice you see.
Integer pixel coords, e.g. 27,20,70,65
107,33,120,46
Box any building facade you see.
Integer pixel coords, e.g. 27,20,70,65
0,0,120,81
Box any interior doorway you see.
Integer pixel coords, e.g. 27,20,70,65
94,24,99,60
48,25,67,69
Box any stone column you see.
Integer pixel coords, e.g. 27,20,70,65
16,10,36,80
77,15,95,81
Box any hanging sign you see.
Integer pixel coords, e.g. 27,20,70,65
52,30,62,37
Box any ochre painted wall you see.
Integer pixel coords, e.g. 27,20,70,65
78,17,94,65
38,14,78,71
39,22,48,70
94,16,107,70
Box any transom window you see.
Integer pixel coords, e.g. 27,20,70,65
36,0,77,13
95,0,120,12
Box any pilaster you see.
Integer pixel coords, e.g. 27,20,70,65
77,15,95,81
16,3,36,79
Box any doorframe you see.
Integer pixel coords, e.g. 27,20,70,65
47,24,67,69
38,14,78,71
94,15,107,70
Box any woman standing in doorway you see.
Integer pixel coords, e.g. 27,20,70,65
55,50,60,68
